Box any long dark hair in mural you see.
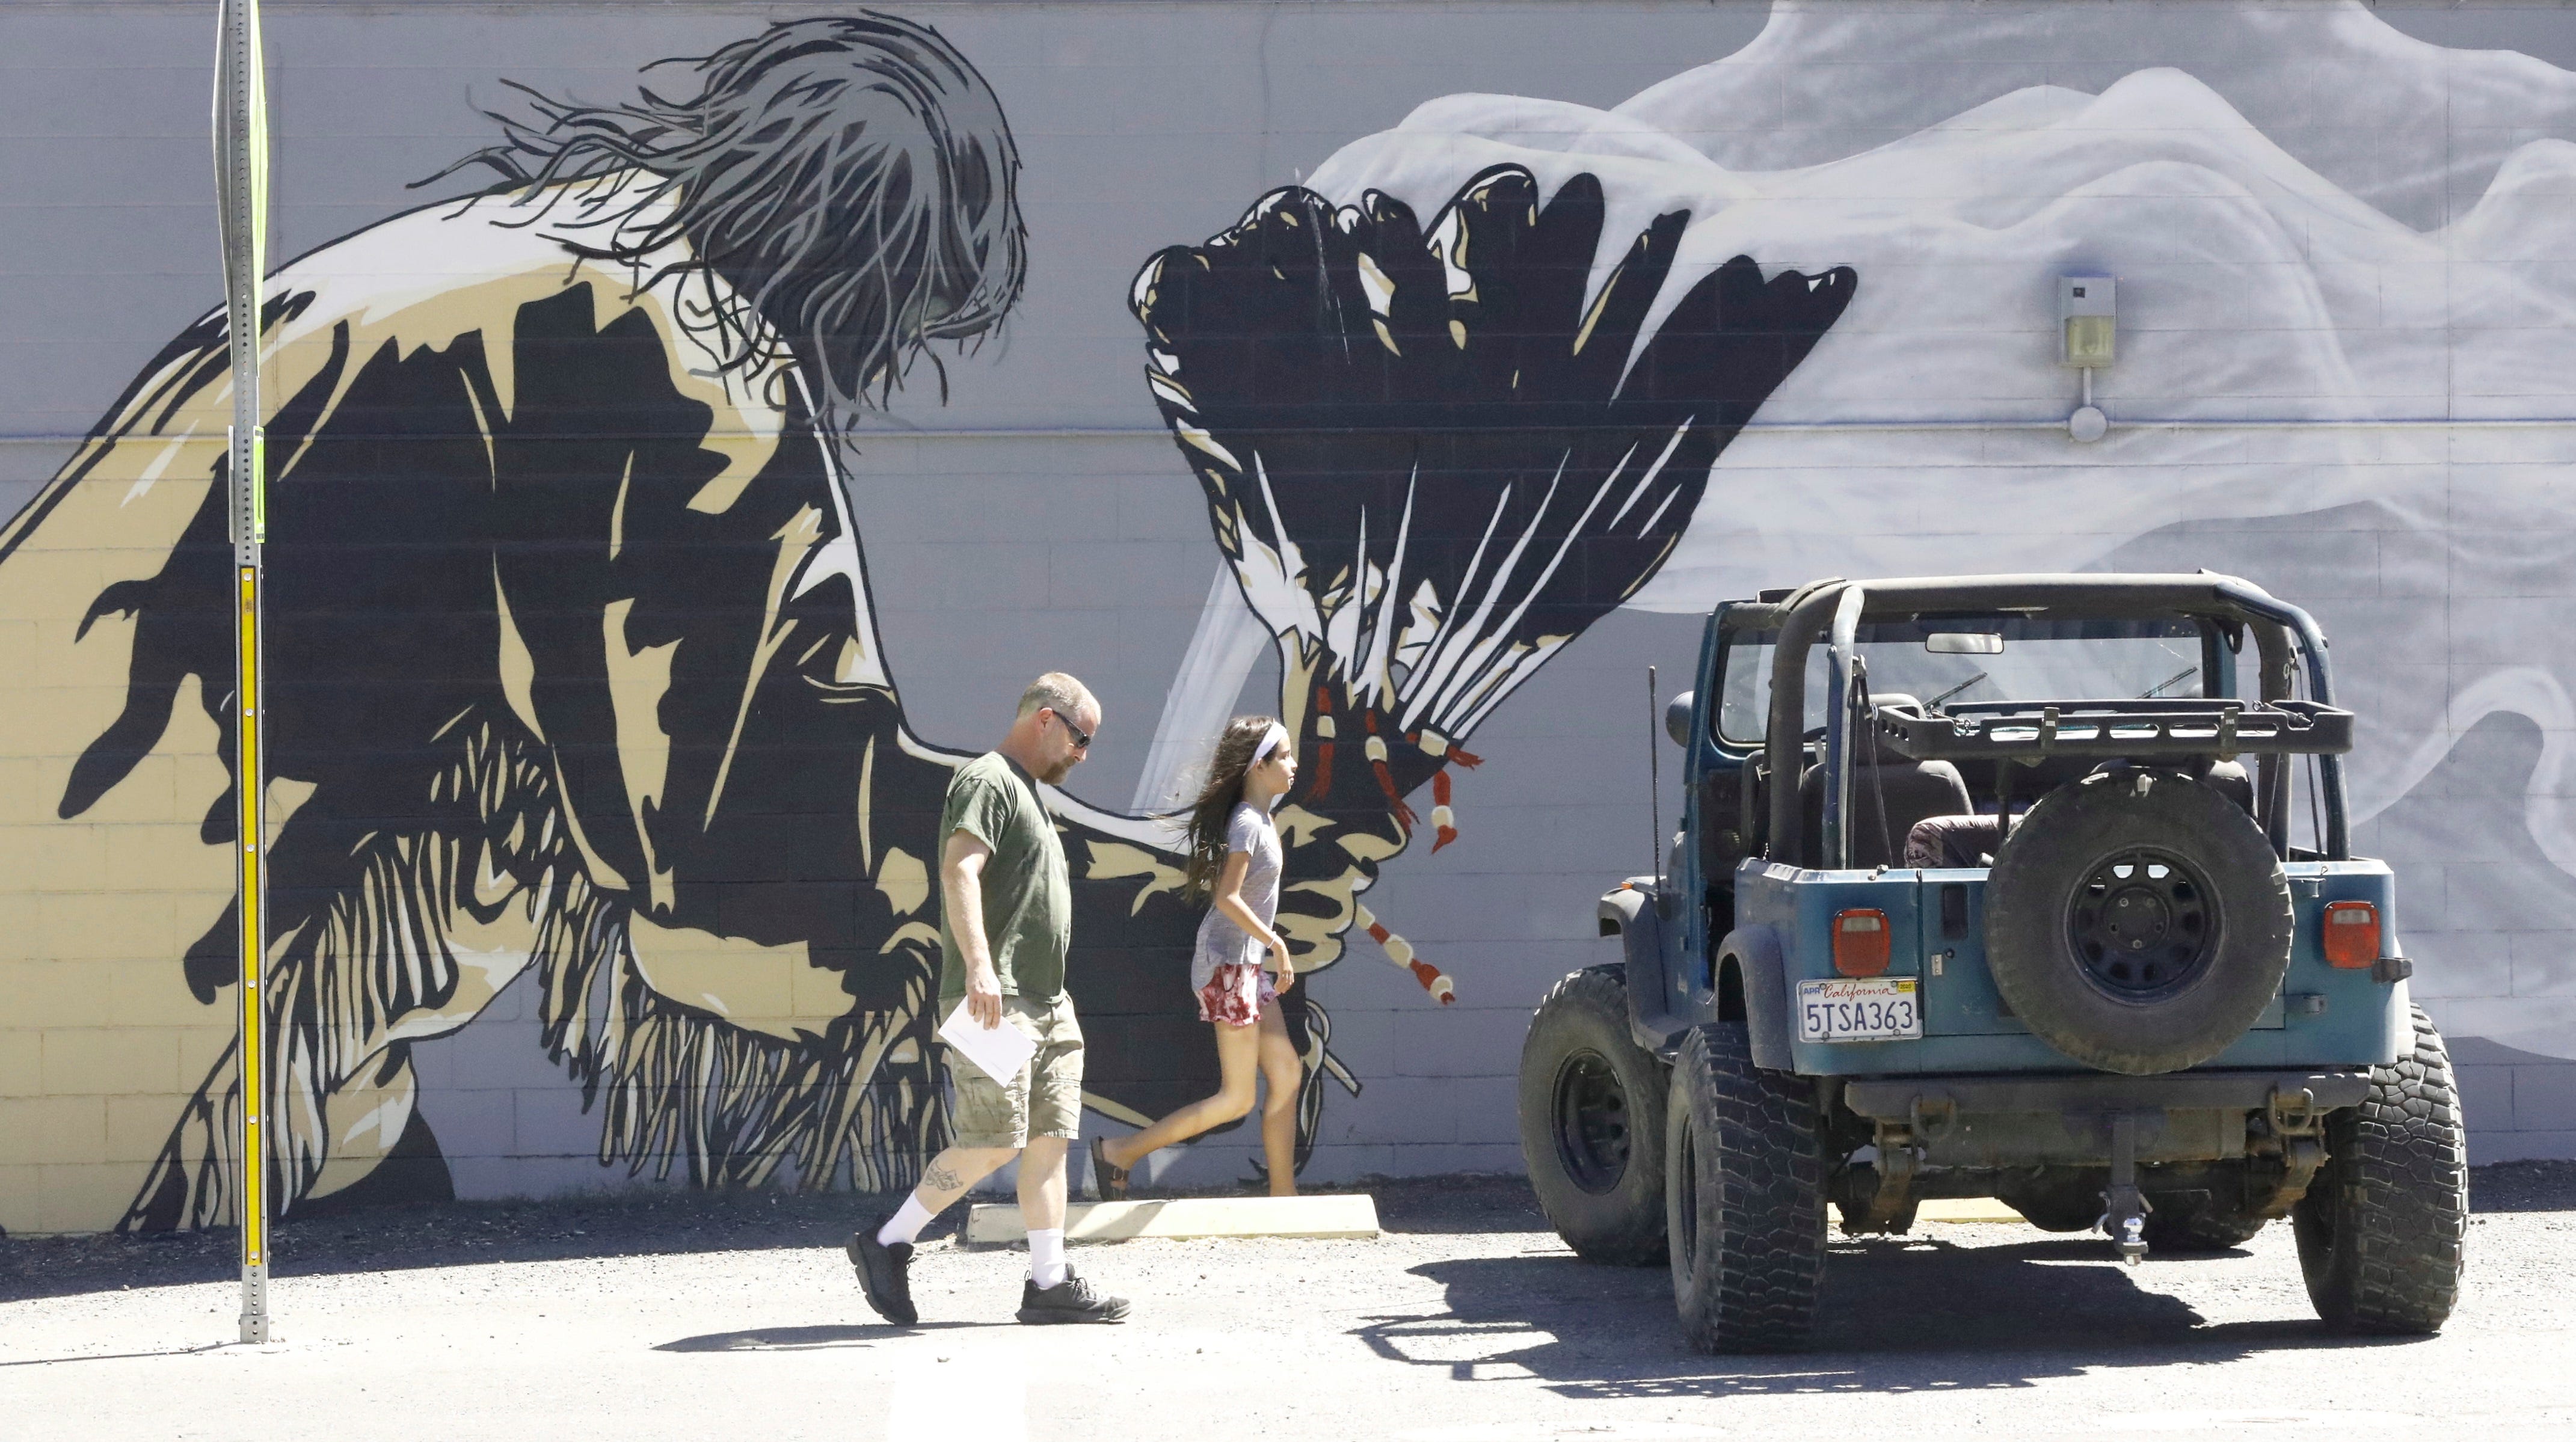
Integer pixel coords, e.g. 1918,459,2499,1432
425,15,1027,414
1129,171,1855,963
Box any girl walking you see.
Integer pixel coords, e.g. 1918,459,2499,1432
1090,716,1303,1198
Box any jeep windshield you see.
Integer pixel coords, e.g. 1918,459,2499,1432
1715,615,2224,748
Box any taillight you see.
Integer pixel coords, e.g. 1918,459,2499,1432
1833,909,1892,977
2323,901,2380,969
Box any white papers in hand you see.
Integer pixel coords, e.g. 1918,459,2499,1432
936,997,1036,1084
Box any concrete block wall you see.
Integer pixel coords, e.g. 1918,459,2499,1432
8,1,2576,1232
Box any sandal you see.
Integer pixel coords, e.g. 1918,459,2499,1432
1089,1137,1130,1201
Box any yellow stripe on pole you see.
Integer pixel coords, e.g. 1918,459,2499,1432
236,566,263,1267
217,0,272,1343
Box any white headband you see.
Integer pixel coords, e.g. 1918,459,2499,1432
1253,721,1291,764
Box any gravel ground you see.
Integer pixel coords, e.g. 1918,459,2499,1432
4,1164,2574,1441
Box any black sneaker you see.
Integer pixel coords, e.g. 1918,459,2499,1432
1016,1268,1131,1325
846,1225,918,1326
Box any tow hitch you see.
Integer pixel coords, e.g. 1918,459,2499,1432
2099,1111,2152,1264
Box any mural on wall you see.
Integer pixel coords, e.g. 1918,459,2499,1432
7,14,1051,1228
22,0,2574,1234
0,12,1852,1231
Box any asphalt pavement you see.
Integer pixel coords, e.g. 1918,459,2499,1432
4,1165,2572,1441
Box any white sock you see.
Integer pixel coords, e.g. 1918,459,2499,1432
876,1194,936,1248
1028,1227,1067,1290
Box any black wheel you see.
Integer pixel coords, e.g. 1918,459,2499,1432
1517,966,1668,1265
1985,771,2293,1075
1665,1022,1824,1352
2295,1006,2468,1333
2142,1195,2267,1251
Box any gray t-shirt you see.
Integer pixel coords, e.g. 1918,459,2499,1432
1191,802,1282,990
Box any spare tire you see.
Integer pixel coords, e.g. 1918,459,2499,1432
1985,770,2292,1075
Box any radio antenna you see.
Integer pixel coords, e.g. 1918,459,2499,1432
1649,664,1662,888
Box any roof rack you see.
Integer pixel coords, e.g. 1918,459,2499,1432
1878,698,2352,764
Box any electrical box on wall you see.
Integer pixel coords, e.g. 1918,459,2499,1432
2060,275,2116,367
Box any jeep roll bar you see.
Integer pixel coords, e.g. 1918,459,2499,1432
1735,574,2346,868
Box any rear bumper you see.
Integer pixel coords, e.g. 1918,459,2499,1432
1842,1069,2370,1121
1839,1069,2372,1169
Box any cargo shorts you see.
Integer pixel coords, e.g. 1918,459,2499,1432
945,992,1085,1149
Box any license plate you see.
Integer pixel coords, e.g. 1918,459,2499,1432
1797,977,1923,1043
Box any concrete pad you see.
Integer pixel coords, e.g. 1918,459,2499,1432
965,1193,1381,1245
1919,1197,2030,1224
1833,1198,2029,1225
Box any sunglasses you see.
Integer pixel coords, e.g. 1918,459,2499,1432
1048,710,1093,750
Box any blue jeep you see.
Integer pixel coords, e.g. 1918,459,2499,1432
1516,574,2467,1353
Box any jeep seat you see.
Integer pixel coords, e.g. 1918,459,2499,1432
1905,813,2000,868
1901,759,2258,869
1800,697,1972,868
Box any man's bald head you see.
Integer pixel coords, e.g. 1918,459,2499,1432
1016,672,1095,723
1007,672,1099,784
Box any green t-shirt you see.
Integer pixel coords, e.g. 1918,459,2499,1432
937,751,1072,1004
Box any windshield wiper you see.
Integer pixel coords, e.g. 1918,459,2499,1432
1926,672,1988,710
2140,666,2197,699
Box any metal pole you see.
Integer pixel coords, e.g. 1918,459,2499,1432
215,0,271,1346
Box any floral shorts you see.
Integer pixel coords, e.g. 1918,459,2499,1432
1196,962,1277,1027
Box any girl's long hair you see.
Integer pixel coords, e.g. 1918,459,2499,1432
1182,716,1282,902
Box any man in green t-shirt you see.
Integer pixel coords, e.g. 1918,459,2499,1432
847,672,1130,1326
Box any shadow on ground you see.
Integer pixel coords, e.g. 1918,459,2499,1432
0,1342,229,1370
2468,1159,2576,1213
0,1188,903,1304
1353,1233,2430,1399
5,1164,2566,1307
0,1174,1531,1304
656,1320,994,1352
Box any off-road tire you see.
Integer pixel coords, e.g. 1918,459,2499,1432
1665,1022,1824,1352
1986,771,2293,1075
1518,966,1668,1265
2142,1197,2267,1251
2294,1005,2468,1334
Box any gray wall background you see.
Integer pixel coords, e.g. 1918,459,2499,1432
5,0,2574,1195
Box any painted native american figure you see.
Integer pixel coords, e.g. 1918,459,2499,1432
0,13,1854,1232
